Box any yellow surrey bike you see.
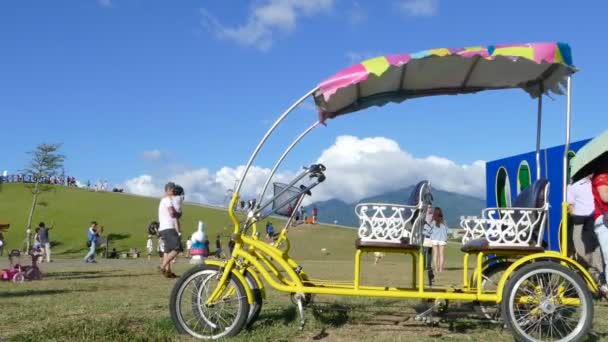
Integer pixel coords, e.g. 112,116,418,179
169,42,599,341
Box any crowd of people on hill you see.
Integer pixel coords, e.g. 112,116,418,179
1,173,78,186
0,173,119,194
1,172,128,196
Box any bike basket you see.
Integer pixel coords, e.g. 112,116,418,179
272,182,304,217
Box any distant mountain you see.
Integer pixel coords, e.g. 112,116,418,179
307,186,485,228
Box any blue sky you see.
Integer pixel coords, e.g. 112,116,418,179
0,0,605,203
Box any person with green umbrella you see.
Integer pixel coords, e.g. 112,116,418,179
567,174,602,277
591,162,608,292
571,129,608,294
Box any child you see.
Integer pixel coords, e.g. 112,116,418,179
146,235,154,261
171,185,185,232
186,238,192,258
265,222,277,240
33,228,42,260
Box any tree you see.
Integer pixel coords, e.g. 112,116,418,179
23,143,65,232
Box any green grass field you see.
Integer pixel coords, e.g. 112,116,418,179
1,184,607,341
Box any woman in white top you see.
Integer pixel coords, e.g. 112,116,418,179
429,207,448,273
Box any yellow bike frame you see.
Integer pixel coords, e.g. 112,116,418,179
204,194,598,308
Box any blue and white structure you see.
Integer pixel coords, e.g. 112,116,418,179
485,138,591,251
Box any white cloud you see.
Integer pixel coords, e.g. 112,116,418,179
98,0,113,8
349,2,367,26
142,149,165,161
313,136,484,202
122,165,294,205
200,0,335,51
398,0,438,17
122,135,485,207
123,175,160,197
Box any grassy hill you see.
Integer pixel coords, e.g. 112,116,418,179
0,183,356,258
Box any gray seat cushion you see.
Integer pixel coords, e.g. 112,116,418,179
355,238,418,250
460,238,544,253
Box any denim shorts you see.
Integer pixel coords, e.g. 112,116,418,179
160,229,182,252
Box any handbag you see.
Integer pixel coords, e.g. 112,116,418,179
86,240,91,248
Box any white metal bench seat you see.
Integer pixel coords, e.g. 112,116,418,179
355,181,432,249
460,179,549,253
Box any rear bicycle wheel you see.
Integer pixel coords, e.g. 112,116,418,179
170,264,249,339
501,261,593,342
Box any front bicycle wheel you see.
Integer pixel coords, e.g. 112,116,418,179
170,265,250,339
501,261,593,342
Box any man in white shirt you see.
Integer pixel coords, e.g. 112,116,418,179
158,182,182,278
568,176,595,216
567,175,602,276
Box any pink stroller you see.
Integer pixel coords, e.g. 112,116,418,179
1,249,43,283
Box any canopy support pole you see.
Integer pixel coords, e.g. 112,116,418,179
563,77,572,199
234,87,318,195
535,83,544,180
561,76,573,256
257,121,321,206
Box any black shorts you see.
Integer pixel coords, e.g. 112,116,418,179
160,229,182,252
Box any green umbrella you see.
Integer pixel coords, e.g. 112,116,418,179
571,129,608,182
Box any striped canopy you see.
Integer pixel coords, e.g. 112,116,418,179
314,42,575,121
